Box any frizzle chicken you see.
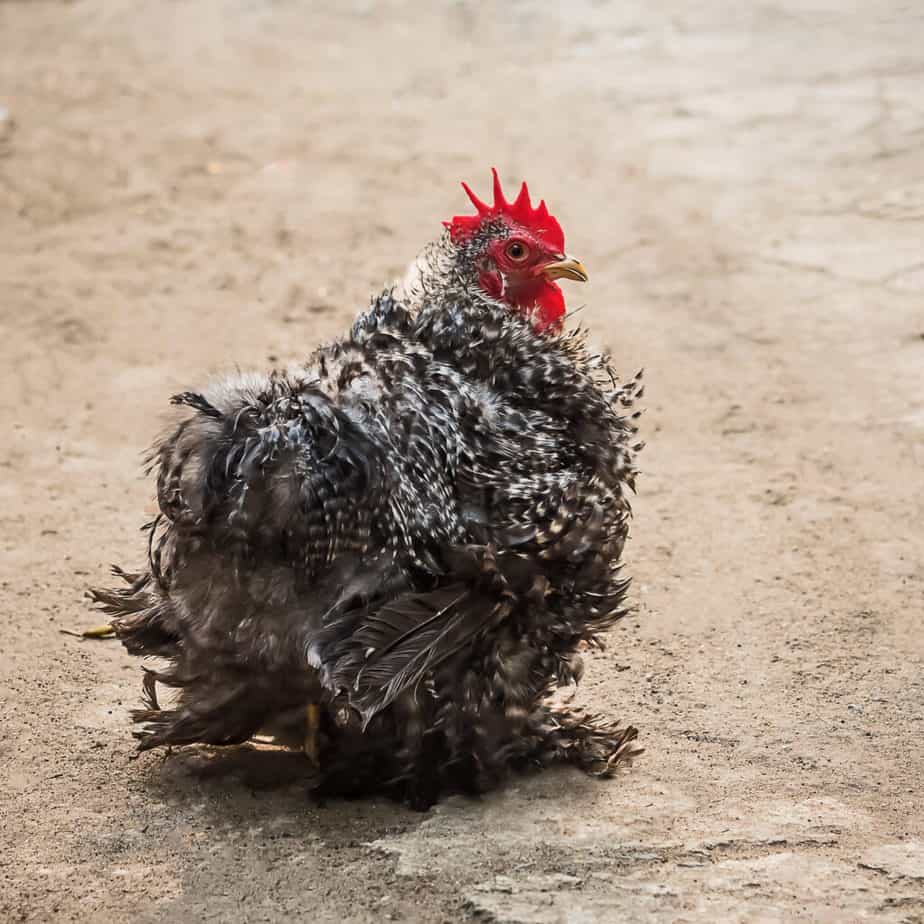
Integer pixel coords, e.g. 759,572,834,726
91,170,643,808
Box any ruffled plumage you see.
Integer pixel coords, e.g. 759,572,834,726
92,233,644,809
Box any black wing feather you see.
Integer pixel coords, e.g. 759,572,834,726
350,584,508,726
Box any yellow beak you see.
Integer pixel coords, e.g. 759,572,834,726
541,256,589,283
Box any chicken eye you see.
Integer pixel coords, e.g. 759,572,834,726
505,240,529,262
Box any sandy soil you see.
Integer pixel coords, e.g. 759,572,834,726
2,1,923,920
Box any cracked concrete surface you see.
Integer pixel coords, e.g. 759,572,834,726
1,1,923,921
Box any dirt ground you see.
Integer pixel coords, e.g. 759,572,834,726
2,1,923,920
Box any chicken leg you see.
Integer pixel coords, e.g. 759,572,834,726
304,702,322,766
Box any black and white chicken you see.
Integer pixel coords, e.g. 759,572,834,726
91,170,643,808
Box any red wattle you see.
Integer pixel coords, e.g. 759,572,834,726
531,283,565,333
510,278,566,333
477,271,565,334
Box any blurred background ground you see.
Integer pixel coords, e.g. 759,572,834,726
1,1,923,920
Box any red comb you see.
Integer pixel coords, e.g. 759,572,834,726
445,168,565,252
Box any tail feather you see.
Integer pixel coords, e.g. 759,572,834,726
152,374,386,573
87,567,180,656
